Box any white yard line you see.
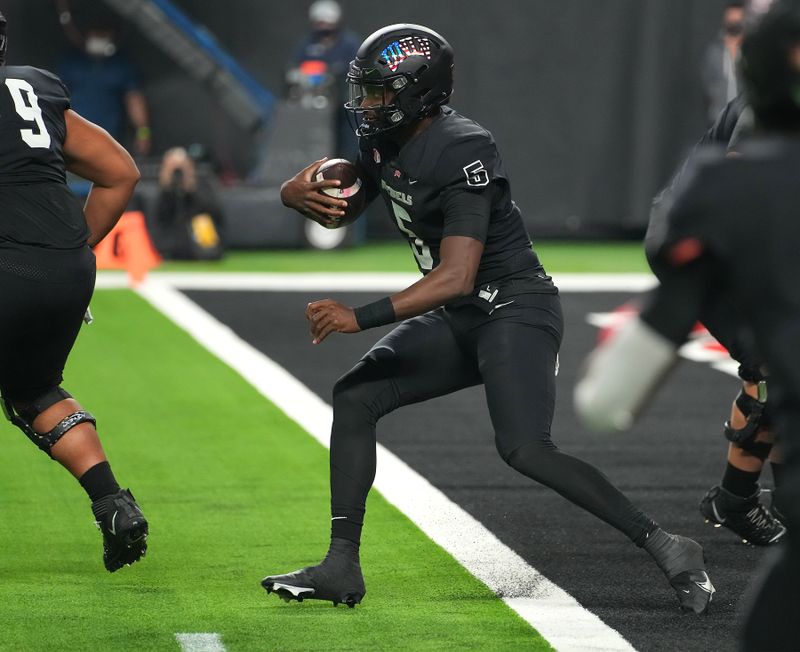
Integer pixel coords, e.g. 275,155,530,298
137,277,635,652
175,633,226,652
96,270,657,293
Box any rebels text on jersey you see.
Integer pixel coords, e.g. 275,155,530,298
0,66,88,249
357,107,555,292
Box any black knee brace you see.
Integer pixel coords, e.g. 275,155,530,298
1,387,96,456
724,381,772,460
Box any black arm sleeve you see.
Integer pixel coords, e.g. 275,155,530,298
441,186,493,242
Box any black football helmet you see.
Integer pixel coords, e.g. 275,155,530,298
344,24,454,137
0,12,7,66
740,0,800,130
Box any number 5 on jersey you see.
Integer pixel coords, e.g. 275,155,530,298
5,78,52,148
390,200,433,271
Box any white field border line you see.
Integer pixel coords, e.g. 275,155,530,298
137,277,634,652
96,270,657,293
175,633,226,652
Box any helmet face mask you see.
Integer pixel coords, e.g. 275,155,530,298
344,24,454,138
345,70,406,137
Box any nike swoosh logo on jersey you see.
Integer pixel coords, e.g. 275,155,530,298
494,300,515,309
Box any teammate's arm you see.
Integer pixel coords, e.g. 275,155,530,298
575,253,714,433
62,110,140,247
306,235,484,344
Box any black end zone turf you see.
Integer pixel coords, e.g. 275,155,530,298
188,289,767,652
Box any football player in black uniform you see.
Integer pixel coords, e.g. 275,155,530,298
0,13,148,572
576,3,800,647
646,95,786,547
262,24,714,614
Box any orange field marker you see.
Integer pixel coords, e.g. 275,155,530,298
94,211,162,285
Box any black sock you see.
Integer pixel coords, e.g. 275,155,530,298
331,511,364,545
721,462,760,498
770,462,784,488
78,461,120,502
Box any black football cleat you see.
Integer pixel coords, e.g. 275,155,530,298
91,488,148,573
644,528,715,615
769,488,787,524
261,538,366,608
699,485,786,546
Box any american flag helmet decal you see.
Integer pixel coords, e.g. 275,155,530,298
379,36,433,73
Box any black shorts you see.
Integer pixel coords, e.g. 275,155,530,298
0,245,95,401
358,289,564,460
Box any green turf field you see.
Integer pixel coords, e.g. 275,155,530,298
0,291,551,651
157,240,649,274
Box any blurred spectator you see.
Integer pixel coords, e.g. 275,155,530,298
287,0,361,160
151,147,225,260
57,16,151,156
701,1,745,124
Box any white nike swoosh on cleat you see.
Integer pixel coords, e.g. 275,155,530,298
710,501,726,524
271,583,314,596
331,516,348,520
109,511,118,536
682,589,691,594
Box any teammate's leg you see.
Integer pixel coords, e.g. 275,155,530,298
476,294,713,614
741,417,800,650
650,256,784,543
699,382,785,544
262,309,481,605
0,262,147,572
696,353,785,544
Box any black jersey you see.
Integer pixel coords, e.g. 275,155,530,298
645,95,753,260
653,138,800,420
357,107,555,292
0,66,88,249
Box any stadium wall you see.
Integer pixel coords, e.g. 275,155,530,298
5,0,728,237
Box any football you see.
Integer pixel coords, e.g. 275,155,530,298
314,158,366,227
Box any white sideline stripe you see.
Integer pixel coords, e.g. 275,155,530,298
175,633,226,652
96,270,656,293
137,278,634,652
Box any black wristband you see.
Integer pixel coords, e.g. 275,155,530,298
354,297,395,330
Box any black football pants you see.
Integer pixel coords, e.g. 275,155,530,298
329,292,656,544
0,246,95,401
648,252,764,381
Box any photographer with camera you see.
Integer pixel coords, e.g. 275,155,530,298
152,147,225,260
